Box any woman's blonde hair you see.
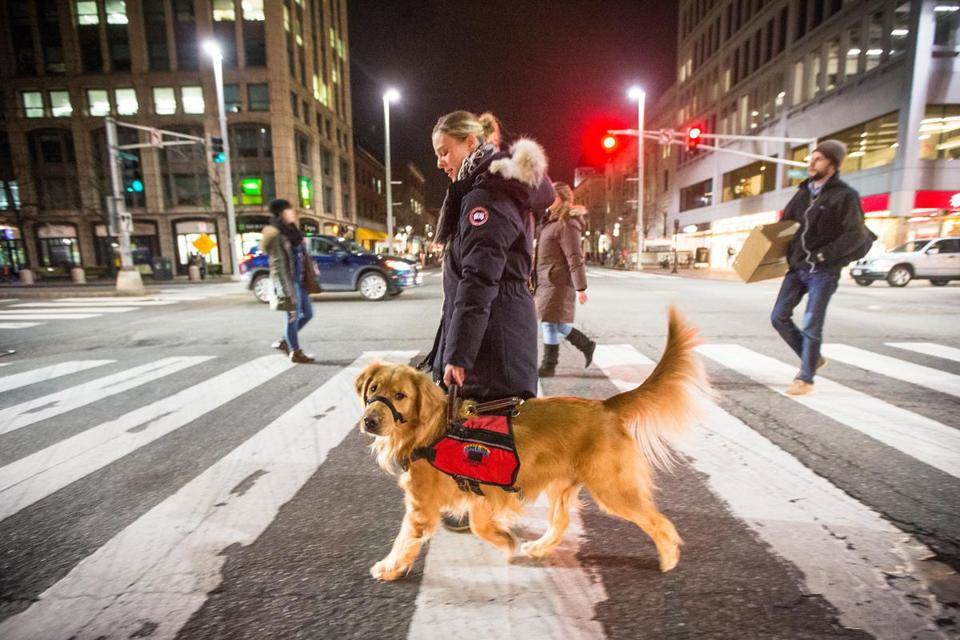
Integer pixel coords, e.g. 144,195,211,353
548,182,579,223
478,112,503,146
433,110,484,142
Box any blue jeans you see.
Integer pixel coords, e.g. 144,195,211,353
771,268,839,383
542,322,573,345
285,283,313,351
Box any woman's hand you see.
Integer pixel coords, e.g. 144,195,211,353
443,364,465,387
578,290,589,305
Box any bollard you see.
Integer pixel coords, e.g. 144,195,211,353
188,265,201,281
19,269,34,285
71,267,86,284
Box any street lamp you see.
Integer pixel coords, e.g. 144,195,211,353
383,88,400,255
628,85,645,271
204,39,241,279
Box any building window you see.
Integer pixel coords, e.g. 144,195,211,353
243,0,267,66
229,125,275,205
92,127,144,208
243,0,265,20
106,0,131,71
224,84,241,112
865,11,884,72
340,159,349,186
182,86,204,114
212,0,237,67
87,89,111,116
11,1,37,76
822,111,899,173
290,92,299,118
143,0,170,71
76,0,100,24
153,87,176,114
919,105,960,161
299,176,312,209
37,224,81,268
845,22,862,81
248,83,269,110
28,129,79,209
890,3,911,58
22,92,45,118
115,88,138,115
322,149,332,176
77,2,103,73
50,91,72,117
161,127,210,207
679,179,712,212
934,5,960,48
212,0,235,21
721,159,775,202
296,134,310,167
806,49,822,100
173,0,198,70
106,0,128,23
323,185,333,213
38,0,66,75
825,38,840,91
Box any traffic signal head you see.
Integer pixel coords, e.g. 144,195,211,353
211,136,226,163
602,135,618,152
686,126,703,151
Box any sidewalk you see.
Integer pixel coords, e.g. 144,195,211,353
592,264,741,281
0,276,236,299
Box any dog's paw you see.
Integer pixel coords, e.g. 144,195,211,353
370,558,406,581
520,540,555,560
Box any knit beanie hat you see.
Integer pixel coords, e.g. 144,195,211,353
814,139,848,169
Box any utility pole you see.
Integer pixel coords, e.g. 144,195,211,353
105,116,144,294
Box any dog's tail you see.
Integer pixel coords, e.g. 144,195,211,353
603,305,709,472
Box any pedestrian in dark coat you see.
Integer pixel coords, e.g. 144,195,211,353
771,139,871,395
262,198,322,364
534,182,596,376
423,110,554,403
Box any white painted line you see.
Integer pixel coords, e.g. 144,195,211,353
584,270,607,278
0,351,416,640
0,298,19,303
0,313,99,320
593,344,951,639
0,355,297,522
409,495,608,640
0,323,43,329
0,360,114,394
13,301,176,308
887,342,960,364
596,270,628,279
0,356,212,436
0,307,136,314
823,343,960,398
697,344,960,478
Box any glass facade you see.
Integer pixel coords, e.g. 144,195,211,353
722,159,775,202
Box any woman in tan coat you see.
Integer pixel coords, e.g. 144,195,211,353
534,182,596,377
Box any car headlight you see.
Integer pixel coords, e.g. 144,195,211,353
384,259,412,272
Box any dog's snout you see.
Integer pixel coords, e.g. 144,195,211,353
363,414,381,434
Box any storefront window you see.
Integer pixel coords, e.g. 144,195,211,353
237,215,269,255
822,111,899,173
300,219,319,236
0,225,26,274
680,179,713,211
36,223,81,268
93,222,158,267
919,105,960,160
174,219,219,273
722,159,776,202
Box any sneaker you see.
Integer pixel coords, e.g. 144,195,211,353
289,349,316,364
785,379,814,396
442,512,470,532
272,338,289,355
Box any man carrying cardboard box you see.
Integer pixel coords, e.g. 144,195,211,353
771,140,870,396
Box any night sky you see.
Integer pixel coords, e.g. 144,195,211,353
347,0,678,208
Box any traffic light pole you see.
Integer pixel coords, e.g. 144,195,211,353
105,117,143,294
608,128,816,168
209,51,242,279
634,91,645,270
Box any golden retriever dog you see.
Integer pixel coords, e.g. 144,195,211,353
354,306,706,582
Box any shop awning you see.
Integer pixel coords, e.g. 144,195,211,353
356,227,387,242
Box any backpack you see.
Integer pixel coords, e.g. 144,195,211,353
845,226,878,263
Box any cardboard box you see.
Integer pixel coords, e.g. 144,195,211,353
733,220,799,283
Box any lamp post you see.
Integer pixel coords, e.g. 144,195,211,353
383,88,400,254
628,86,645,271
203,40,241,279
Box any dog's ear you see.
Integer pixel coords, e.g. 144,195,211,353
414,371,443,427
355,363,383,401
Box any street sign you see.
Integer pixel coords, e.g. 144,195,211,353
659,129,673,145
192,233,217,256
788,169,807,180
118,211,133,234
149,129,163,147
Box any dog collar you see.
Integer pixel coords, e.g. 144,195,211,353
365,395,406,424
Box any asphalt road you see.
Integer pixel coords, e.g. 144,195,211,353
0,270,958,640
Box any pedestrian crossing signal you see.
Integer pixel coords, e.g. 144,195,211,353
211,136,226,163
686,126,703,151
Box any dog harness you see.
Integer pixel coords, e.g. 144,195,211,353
407,385,522,495
365,395,406,424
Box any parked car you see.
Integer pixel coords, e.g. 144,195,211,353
850,237,960,287
240,235,422,302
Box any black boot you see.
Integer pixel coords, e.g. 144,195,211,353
565,328,596,368
538,344,559,377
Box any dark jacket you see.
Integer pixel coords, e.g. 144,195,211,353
782,175,867,273
261,224,321,312
429,139,554,402
535,208,588,324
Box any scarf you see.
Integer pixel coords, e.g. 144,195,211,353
435,143,497,246
272,217,304,247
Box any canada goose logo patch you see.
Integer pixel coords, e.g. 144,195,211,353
468,207,490,226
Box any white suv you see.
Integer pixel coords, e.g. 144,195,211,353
850,237,960,287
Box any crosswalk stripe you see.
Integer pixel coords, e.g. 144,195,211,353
584,270,607,278
0,313,100,320
13,301,176,308
0,307,136,314
0,323,44,329
696,344,960,478
593,344,947,638
0,356,212,436
0,351,416,640
0,355,296,522
410,494,607,639
0,360,114,394
823,343,960,398
596,270,628,278
887,342,960,363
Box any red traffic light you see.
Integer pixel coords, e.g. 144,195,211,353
602,135,618,151
686,126,703,151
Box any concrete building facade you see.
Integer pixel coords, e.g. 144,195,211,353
0,0,356,278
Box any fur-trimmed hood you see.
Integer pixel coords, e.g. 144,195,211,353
488,138,548,188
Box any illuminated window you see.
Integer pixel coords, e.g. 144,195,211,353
181,86,204,114
115,88,138,115
75,0,99,24
50,91,73,117
87,89,111,116
153,87,176,114
22,92,45,118
105,0,128,24
299,175,312,208
242,0,265,21
919,104,960,160
722,160,776,202
890,3,911,57
822,111,900,173
213,0,235,21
